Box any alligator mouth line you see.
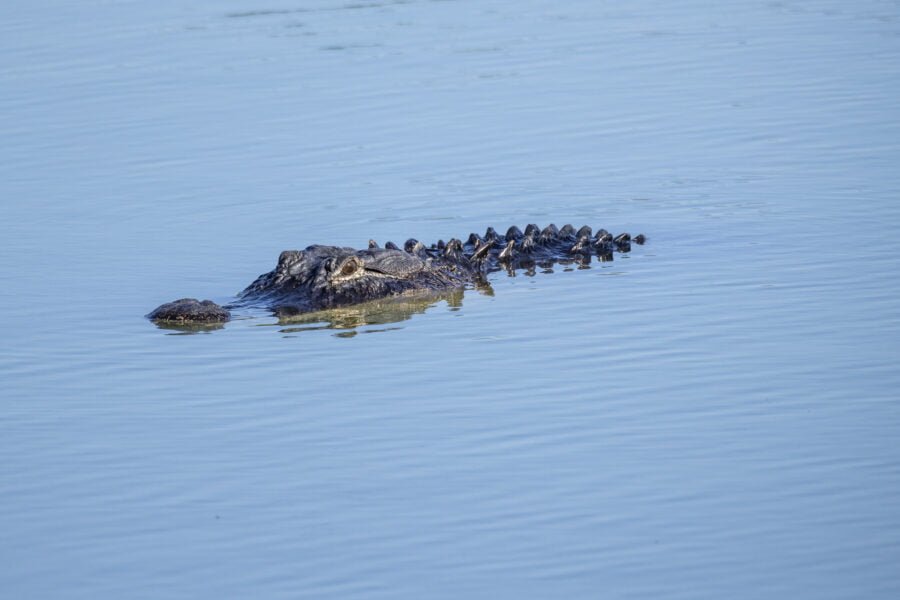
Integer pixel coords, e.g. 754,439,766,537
361,266,405,277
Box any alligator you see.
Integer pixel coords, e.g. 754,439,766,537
147,224,645,325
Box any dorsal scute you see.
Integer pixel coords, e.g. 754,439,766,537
505,226,523,242
443,239,464,262
471,239,493,262
539,224,559,243
518,235,535,254
570,235,592,254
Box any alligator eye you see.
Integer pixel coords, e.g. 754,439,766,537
340,261,358,276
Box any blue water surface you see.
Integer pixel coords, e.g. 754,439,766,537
2,1,900,598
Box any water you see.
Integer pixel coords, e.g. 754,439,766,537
3,0,900,597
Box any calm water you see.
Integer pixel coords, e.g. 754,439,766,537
3,0,900,598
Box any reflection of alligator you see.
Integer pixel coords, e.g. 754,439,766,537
148,224,645,325
276,288,466,336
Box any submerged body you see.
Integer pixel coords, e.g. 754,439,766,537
147,224,644,324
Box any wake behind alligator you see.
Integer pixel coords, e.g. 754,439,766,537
148,224,646,325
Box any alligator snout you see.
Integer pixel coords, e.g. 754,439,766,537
146,298,231,324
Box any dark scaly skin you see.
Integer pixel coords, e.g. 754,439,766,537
147,224,646,324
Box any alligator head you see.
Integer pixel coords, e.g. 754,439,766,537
233,244,475,316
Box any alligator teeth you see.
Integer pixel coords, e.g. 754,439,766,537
505,226,523,242
499,240,516,261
